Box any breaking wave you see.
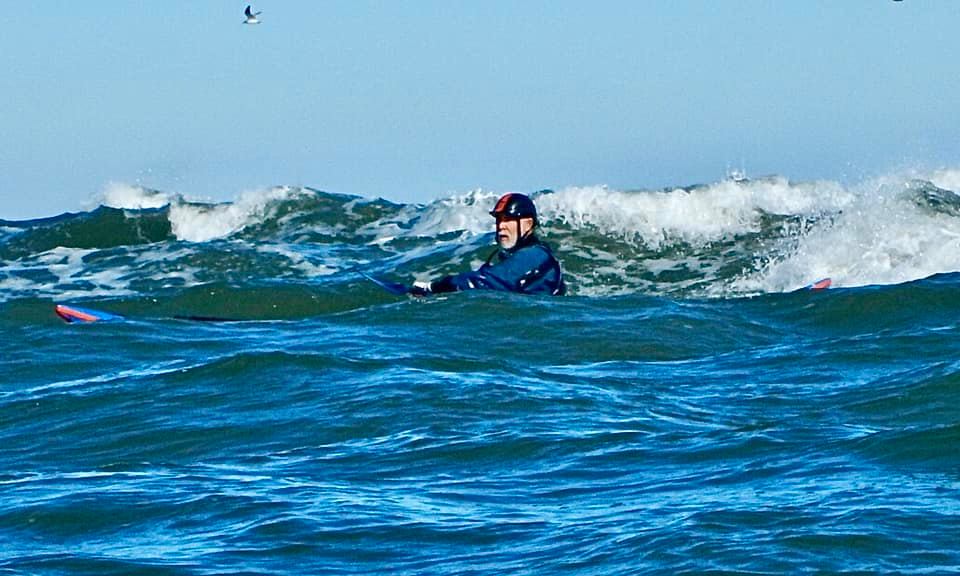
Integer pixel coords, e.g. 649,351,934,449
3,169,960,305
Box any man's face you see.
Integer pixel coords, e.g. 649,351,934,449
496,216,534,250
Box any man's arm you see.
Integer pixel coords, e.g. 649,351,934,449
423,245,555,294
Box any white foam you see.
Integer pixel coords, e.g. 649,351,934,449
0,246,136,301
96,183,310,243
99,182,175,210
412,189,499,236
14,169,955,301
257,243,338,277
537,179,852,250
733,172,960,293
38,246,93,270
168,186,305,242
362,189,499,243
929,168,960,192
43,247,135,297
0,275,39,302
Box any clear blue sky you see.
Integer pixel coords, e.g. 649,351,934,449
1,1,957,219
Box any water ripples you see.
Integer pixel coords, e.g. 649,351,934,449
3,287,960,573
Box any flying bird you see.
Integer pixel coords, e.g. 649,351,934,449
244,5,262,24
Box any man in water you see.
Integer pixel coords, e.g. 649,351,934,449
410,193,566,296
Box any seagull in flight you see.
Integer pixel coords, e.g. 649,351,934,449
244,5,262,24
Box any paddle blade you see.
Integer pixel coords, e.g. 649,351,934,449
361,273,410,296
55,304,125,323
806,278,832,291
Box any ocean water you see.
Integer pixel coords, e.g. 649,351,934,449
2,172,960,574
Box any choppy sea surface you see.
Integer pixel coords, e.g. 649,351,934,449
2,172,960,574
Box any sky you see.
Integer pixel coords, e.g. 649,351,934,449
1,1,958,219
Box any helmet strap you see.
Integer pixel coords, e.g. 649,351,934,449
518,219,536,243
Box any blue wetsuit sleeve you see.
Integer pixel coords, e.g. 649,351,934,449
431,245,557,293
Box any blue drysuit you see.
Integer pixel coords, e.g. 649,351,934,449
429,236,566,296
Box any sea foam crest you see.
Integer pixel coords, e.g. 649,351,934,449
168,187,305,242
737,171,960,293
375,178,851,247
99,182,176,210
362,189,501,246
538,178,852,249
409,189,500,237
98,183,308,242
930,167,960,192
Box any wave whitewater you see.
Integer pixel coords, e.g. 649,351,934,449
3,169,960,306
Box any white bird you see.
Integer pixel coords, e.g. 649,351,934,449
243,5,262,24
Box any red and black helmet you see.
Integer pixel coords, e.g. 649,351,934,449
489,193,537,223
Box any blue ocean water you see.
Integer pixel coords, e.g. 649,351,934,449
2,174,960,574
